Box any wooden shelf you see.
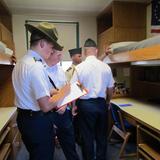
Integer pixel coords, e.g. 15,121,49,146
137,125,160,160
136,81,160,87
139,144,160,160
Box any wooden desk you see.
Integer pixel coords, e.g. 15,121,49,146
0,107,17,133
111,98,160,160
111,98,160,133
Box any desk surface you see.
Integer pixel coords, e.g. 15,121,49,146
0,107,17,133
111,98,160,132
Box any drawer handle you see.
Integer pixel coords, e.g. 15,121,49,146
12,123,17,128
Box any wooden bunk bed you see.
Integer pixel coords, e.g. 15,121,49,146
103,36,160,159
0,1,21,159
103,36,160,64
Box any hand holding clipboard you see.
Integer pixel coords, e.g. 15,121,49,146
57,81,88,108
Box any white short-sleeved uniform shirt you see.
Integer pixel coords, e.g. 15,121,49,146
47,64,67,89
12,50,51,111
71,55,115,99
47,64,72,110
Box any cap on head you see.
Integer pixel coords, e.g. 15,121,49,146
84,38,97,47
25,22,63,51
68,48,82,57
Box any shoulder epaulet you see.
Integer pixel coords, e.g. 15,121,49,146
66,67,72,72
33,57,42,63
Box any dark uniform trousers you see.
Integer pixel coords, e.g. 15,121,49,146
76,98,108,160
53,109,79,160
17,109,55,160
17,108,79,160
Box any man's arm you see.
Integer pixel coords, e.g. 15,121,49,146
38,84,70,113
10,54,17,64
98,47,111,61
106,87,114,104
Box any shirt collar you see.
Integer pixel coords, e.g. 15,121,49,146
85,55,97,61
47,64,58,72
28,50,47,67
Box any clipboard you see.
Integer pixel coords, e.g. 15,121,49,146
57,81,88,108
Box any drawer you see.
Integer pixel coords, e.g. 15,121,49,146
11,131,21,160
0,127,10,146
8,113,18,142
0,143,11,160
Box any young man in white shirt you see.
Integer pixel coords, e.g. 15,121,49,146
71,38,115,160
46,50,80,160
12,22,70,160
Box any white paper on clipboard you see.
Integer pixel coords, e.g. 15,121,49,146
57,82,88,108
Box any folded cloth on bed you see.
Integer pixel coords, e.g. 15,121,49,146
5,47,13,55
0,41,6,53
109,41,136,53
113,35,160,54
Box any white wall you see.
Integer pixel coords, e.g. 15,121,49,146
12,14,97,59
146,3,152,38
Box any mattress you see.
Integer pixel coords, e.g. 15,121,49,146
111,35,160,54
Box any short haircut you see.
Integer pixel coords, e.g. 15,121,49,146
30,31,52,47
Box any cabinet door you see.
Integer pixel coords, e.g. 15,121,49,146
113,1,146,28
137,126,160,159
11,131,21,160
0,23,14,50
98,27,114,56
114,28,146,42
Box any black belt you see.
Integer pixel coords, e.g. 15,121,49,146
17,108,55,117
79,97,105,102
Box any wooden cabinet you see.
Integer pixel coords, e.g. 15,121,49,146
0,0,14,51
137,125,160,160
131,65,160,99
0,65,14,107
97,1,146,56
0,108,21,160
0,23,14,50
8,113,21,160
0,66,18,159
0,0,12,33
0,127,11,160
0,0,15,65
0,2,19,160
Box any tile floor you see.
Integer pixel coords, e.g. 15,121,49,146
16,141,137,160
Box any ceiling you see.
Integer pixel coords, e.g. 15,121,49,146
3,0,112,16
4,0,151,16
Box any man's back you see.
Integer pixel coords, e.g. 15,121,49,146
72,55,114,99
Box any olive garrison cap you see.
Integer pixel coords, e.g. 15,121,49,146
25,22,63,51
68,48,82,56
84,38,97,47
